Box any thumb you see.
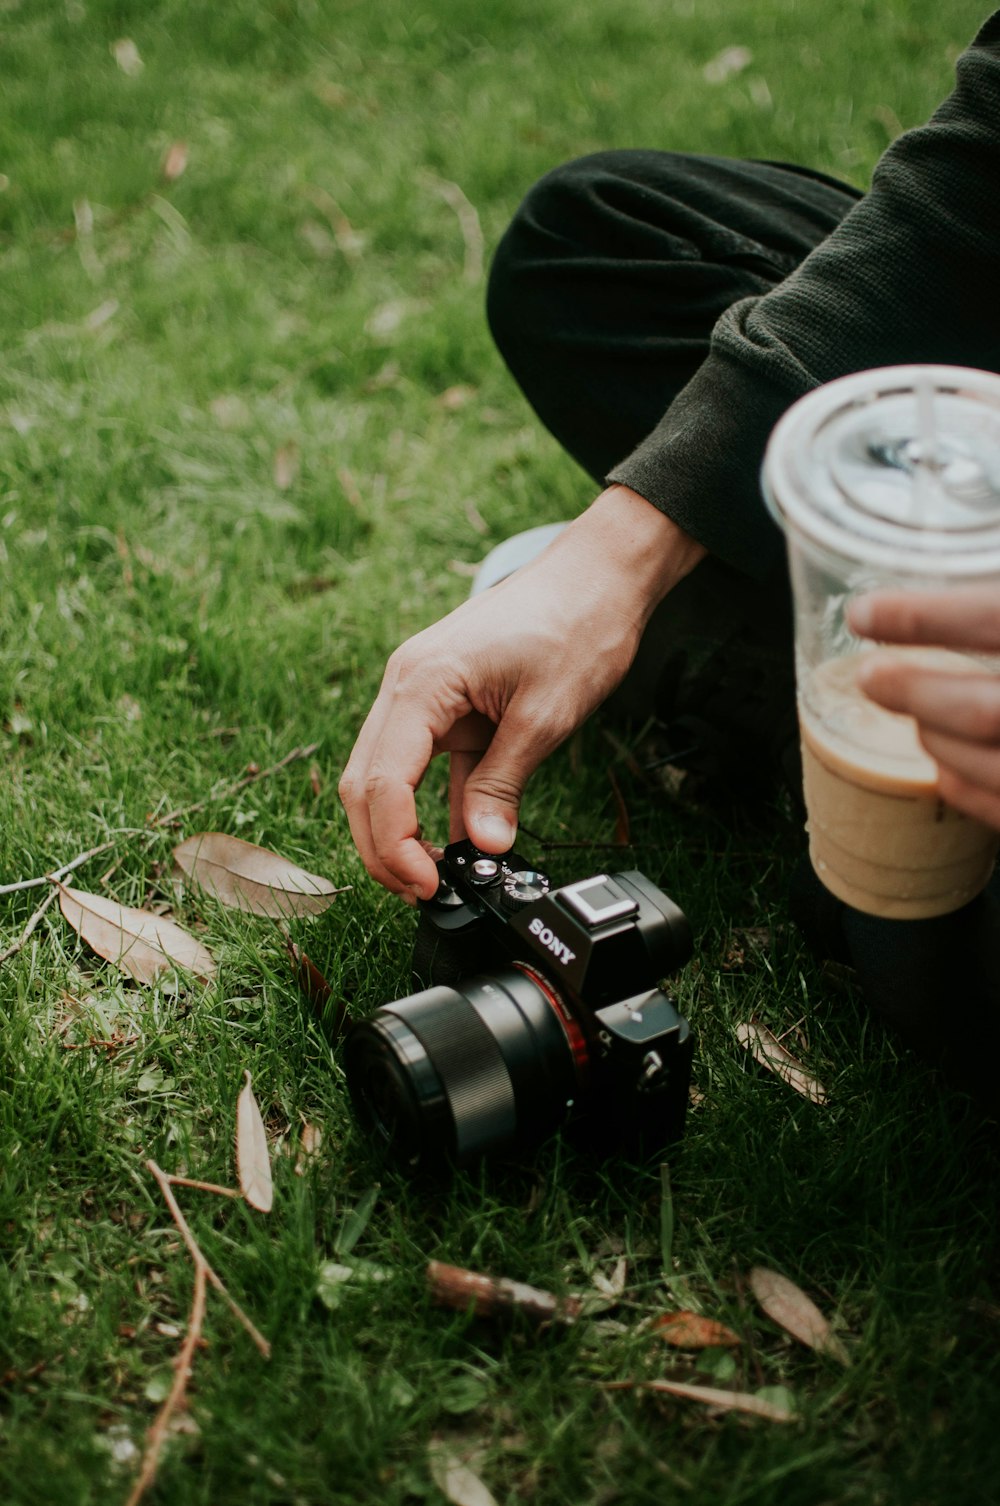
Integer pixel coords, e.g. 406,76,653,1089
461,709,555,853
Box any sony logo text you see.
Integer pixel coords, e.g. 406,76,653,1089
528,916,576,966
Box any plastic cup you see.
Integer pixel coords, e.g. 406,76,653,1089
763,365,1000,918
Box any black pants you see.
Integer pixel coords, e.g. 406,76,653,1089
486,151,1000,1116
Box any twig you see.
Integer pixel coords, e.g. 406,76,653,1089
426,1260,581,1325
124,1262,207,1506
147,1161,270,1357
0,886,60,965
160,1175,240,1199
125,1161,272,1502
421,172,483,283
0,744,319,901
152,743,319,829
0,835,141,896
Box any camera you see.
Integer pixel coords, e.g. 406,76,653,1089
343,839,694,1169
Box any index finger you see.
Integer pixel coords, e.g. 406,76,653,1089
848,586,1000,653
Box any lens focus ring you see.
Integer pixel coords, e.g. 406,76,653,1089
382,988,517,1162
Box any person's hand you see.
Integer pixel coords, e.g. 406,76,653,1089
848,586,1000,829
339,486,706,900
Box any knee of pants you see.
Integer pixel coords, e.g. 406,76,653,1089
486,148,691,374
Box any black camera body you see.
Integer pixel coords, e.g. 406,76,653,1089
344,839,694,1170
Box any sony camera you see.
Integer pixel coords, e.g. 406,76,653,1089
343,839,694,1170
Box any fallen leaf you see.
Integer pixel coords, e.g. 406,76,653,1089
436,384,476,411
161,141,188,182
607,1376,795,1422
748,1266,849,1365
428,1442,500,1506
236,1071,273,1213
426,1261,581,1325
591,1256,628,1300
295,1121,323,1176
111,38,144,76
735,1020,828,1104
273,442,300,491
57,887,216,985
652,1310,741,1349
173,832,343,919
316,1257,392,1309
703,45,752,83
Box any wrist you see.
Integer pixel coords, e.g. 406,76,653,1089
573,484,707,610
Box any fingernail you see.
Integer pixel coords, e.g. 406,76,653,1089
848,596,873,636
473,813,515,851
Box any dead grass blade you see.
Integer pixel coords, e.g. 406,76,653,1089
735,1019,828,1104
602,1376,795,1422
748,1266,849,1365
236,1071,273,1213
173,832,344,918
57,885,216,984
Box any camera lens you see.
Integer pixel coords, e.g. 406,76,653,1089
344,967,587,1169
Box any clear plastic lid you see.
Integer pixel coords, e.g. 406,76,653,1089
763,365,1000,574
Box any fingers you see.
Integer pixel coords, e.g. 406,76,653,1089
461,698,569,853
858,658,1000,742
448,749,482,842
856,655,1000,832
339,748,435,903
848,586,1000,653
933,760,1000,833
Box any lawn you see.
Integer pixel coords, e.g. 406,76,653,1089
1,1,998,1503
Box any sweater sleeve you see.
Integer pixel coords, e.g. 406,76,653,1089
607,10,1000,580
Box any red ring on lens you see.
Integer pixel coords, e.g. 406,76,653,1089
510,962,590,1089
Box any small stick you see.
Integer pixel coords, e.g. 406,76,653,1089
0,744,319,902
152,743,319,828
422,173,483,283
161,1175,240,1200
124,1262,207,1506
0,886,59,965
427,1260,581,1325
147,1161,270,1357
0,836,139,896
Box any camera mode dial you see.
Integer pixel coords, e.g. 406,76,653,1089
500,869,551,913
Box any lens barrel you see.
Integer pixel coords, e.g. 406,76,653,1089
343,966,583,1168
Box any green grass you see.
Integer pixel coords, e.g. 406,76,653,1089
1,0,998,1502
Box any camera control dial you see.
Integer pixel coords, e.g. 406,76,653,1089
500,869,551,913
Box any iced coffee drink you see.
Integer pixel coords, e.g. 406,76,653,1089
764,365,1000,918
799,650,999,918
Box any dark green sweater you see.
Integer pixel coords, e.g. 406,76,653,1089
608,10,1000,580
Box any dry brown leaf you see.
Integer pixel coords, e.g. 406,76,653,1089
749,1266,849,1365
173,833,343,919
703,45,752,82
273,442,300,491
591,1256,628,1300
652,1310,741,1349
427,1442,499,1506
294,1122,323,1176
162,141,188,182
617,1376,795,1422
735,1020,828,1104
58,886,216,985
236,1071,273,1213
111,38,144,76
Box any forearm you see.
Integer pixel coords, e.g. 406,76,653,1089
560,485,708,623
610,11,1000,579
